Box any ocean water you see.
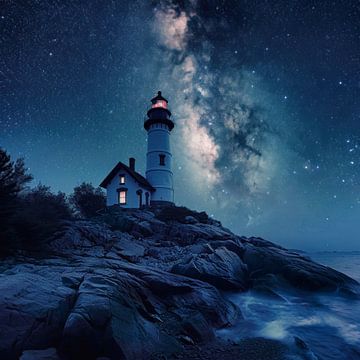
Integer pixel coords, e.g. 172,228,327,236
218,252,360,360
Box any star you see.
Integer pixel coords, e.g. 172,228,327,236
1,0,359,251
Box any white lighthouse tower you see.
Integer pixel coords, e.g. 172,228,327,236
144,91,175,205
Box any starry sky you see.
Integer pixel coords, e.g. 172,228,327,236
1,0,360,250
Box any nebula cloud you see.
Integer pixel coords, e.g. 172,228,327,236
153,8,189,51
152,0,286,217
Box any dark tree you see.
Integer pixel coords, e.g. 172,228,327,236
69,182,106,218
0,148,33,237
0,149,33,212
0,149,74,254
14,185,73,248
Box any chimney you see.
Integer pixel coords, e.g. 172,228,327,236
129,157,135,171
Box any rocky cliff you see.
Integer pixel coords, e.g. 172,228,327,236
0,206,358,360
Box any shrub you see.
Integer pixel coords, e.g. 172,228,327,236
0,149,32,218
155,206,209,223
13,185,73,249
69,182,106,218
0,149,33,251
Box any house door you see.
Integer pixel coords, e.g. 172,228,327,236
136,189,143,208
145,192,150,206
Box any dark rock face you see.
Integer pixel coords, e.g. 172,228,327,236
0,206,358,359
172,247,248,290
0,257,239,360
0,271,76,359
242,241,359,294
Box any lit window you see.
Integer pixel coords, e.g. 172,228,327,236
152,100,167,109
120,175,125,184
119,190,127,204
159,154,165,166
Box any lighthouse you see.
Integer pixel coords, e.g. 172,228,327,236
100,91,175,208
144,91,175,205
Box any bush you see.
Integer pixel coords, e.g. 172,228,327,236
155,206,209,224
0,149,32,218
0,149,106,255
0,149,33,251
13,185,73,249
69,182,106,218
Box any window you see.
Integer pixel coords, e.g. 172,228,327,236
159,154,165,166
119,175,125,184
119,190,127,204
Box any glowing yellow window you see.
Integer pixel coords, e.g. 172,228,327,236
119,190,127,204
120,175,125,184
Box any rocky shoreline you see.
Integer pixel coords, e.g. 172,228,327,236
0,206,359,359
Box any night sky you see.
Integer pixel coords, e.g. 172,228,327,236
1,1,360,250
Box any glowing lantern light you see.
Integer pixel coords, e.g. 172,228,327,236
152,99,167,109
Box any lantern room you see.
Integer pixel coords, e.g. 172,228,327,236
145,90,174,131
151,91,168,109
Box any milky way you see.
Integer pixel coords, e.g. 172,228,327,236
153,2,285,203
1,1,359,249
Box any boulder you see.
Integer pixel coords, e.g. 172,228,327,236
167,223,234,246
184,215,198,224
131,220,154,237
172,247,248,291
209,239,245,258
51,221,114,252
181,312,215,343
0,271,75,360
243,243,359,294
111,234,145,260
244,236,285,249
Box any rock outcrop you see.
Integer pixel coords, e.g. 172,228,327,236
0,206,358,360
171,247,248,290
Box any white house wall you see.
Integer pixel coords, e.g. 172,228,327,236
106,170,151,208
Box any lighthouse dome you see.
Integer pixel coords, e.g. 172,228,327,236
145,91,174,131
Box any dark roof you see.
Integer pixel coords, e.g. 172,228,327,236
100,161,155,191
151,90,168,104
